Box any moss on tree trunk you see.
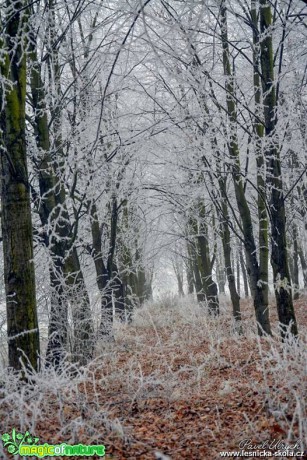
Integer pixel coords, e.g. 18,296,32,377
259,0,298,336
1,0,40,372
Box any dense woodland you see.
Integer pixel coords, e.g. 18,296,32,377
0,1,307,458
0,0,306,376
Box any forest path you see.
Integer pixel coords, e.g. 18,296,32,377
1,297,306,459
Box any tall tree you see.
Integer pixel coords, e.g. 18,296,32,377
259,0,298,336
251,0,269,309
28,1,94,367
220,0,271,335
0,0,40,372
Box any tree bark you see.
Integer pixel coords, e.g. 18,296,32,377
173,260,184,296
89,202,113,334
185,242,195,294
64,249,94,364
236,252,241,297
187,235,205,302
216,255,226,295
259,0,298,336
220,1,271,335
292,224,300,300
194,204,219,314
219,181,242,324
251,0,269,308
29,32,94,367
1,0,40,372
29,41,68,368
239,248,249,298
298,245,307,289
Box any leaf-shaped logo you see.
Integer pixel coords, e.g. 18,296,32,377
1,428,40,455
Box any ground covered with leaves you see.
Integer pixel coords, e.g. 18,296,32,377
0,295,306,459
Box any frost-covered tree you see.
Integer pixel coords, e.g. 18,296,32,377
0,0,40,372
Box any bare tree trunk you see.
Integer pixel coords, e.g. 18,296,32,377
251,0,269,308
298,245,307,289
185,251,195,294
29,40,68,368
100,195,120,332
187,236,205,302
89,202,113,334
220,1,271,335
172,260,184,296
0,1,40,372
216,255,226,295
236,252,241,297
239,249,249,298
259,0,298,336
29,31,93,367
191,206,219,314
292,224,300,300
64,249,94,365
177,274,184,296
219,182,242,324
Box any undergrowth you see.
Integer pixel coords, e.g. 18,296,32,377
0,295,306,458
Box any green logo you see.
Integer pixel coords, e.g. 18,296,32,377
1,429,105,457
2,429,39,455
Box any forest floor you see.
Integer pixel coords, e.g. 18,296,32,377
0,295,306,460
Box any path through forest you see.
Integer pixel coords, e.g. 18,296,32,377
0,296,306,459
